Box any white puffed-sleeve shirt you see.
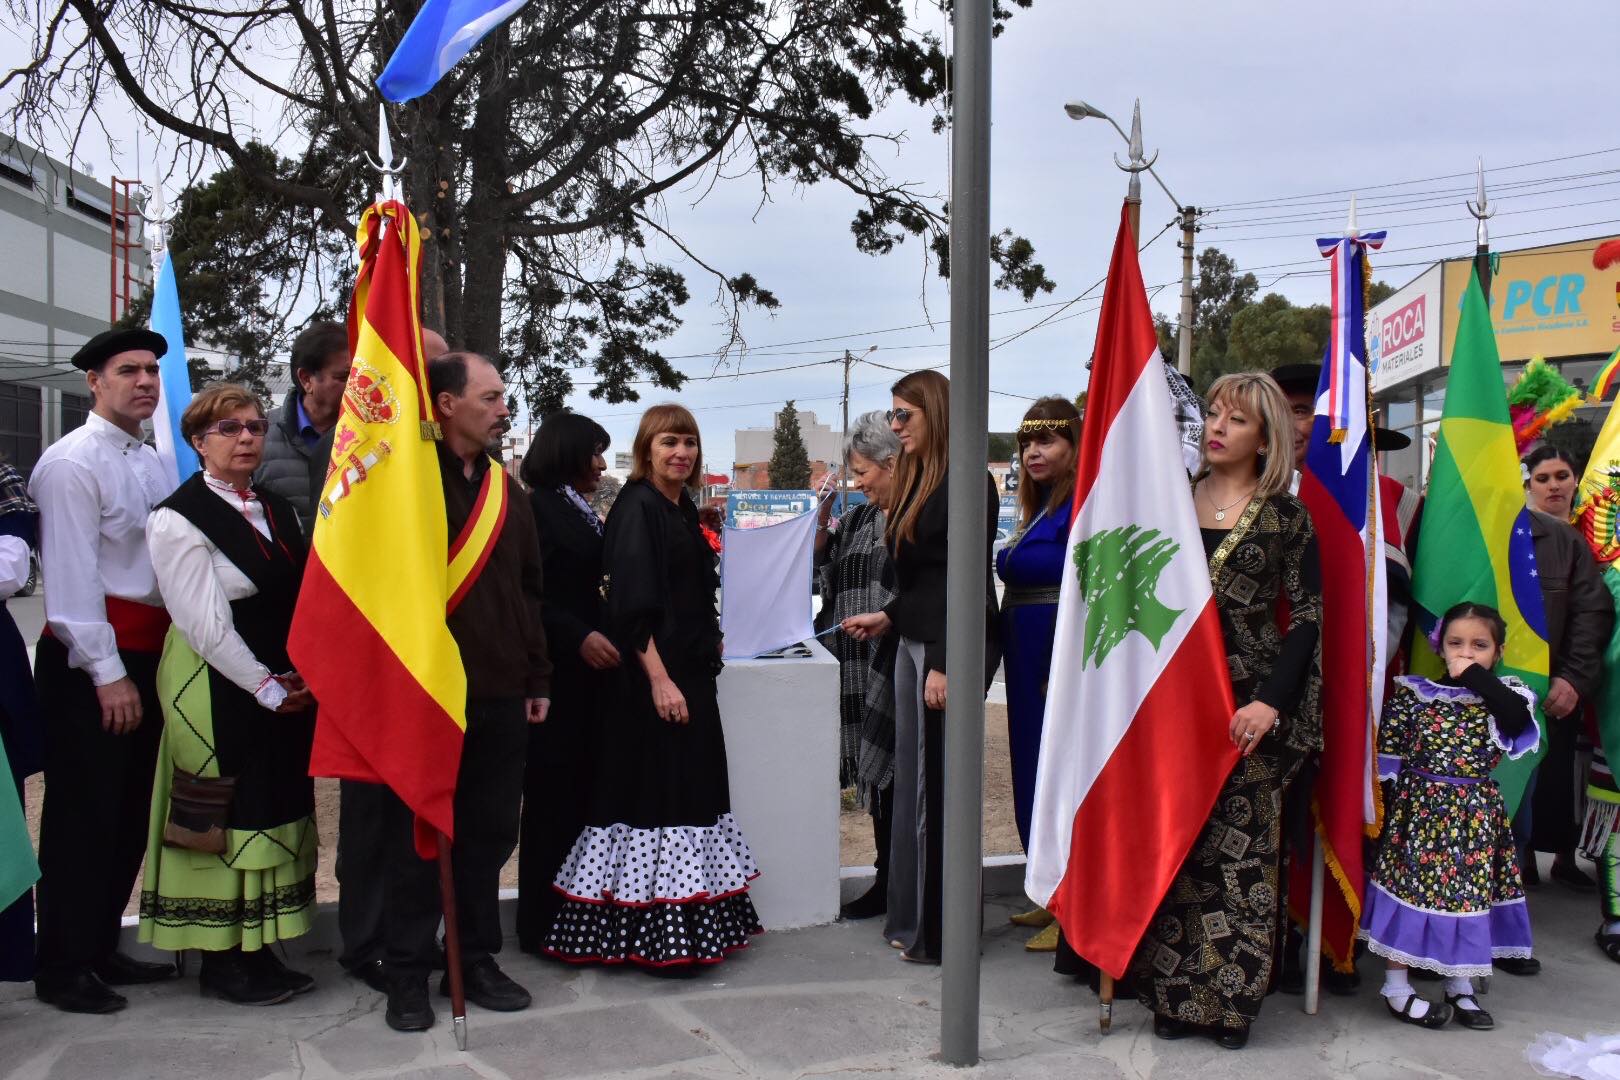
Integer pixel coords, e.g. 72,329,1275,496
147,472,287,710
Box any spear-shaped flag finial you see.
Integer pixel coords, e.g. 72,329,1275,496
366,101,409,203
1345,193,1359,239
1113,98,1159,204
1467,156,1495,248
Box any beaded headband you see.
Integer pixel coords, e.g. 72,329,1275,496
1019,417,1076,434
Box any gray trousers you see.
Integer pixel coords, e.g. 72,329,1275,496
884,638,942,957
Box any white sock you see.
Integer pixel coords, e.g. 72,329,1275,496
1382,970,1429,1018
1444,976,1479,1008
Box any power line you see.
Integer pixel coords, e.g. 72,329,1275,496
1205,146,1620,211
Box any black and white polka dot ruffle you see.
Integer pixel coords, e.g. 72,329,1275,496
543,892,762,968
551,812,758,904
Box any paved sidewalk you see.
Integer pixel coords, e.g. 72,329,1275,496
1,880,1614,1080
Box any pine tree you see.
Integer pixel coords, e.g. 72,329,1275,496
769,401,813,489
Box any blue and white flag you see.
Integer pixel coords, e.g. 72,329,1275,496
377,0,528,103
149,254,199,488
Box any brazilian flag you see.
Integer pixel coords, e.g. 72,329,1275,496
1411,265,1550,815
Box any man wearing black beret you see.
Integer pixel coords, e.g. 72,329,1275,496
28,327,180,1012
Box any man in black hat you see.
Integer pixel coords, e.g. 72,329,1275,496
28,328,179,1012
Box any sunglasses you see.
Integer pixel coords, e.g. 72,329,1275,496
886,407,920,425
204,419,271,438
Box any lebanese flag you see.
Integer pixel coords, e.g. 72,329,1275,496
1024,203,1238,979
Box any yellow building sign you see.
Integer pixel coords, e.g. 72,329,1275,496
1440,238,1620,365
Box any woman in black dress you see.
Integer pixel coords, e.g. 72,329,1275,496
516,412,619,952
543,403,761,971
842,370,999,964
1133,371,1322,1050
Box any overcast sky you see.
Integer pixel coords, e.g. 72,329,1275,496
8,1,1620,470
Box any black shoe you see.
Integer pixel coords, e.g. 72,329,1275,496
198,950,294,1006
1492,956,1541,976
840,879,888,921
1445,994,1495,1030
94,951,177,986
1153,1015,1194,1041
1214,1025,1249,1050
441,957,531,1012
1324,966,1361,996
250,948,315,996
1522,856,1542,887
386,978,435,1032
1385,994,1451,1029
346,958,390,994
1551,860,1597,891
35,972,127,1014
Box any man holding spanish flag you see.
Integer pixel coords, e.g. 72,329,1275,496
289,203,551,1035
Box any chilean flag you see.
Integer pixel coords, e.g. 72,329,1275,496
1291,234,1388,971
1024,203,1237,979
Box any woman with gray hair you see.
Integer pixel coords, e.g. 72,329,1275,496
814,410,900,920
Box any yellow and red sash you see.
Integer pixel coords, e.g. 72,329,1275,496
446,457,509,615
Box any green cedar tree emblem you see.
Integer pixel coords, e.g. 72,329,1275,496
1071,524,1184,668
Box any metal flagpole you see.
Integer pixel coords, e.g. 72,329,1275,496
940,0,992,1065
1305,835,1325,1015
1468,159,1495,305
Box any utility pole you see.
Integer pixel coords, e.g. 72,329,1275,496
940,0,992,1065
840,350,854,515
1177,204,1198,376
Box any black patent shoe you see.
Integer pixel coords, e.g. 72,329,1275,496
386,978,435,1032
94,951,177,986
35,972,127,1014
441,957,531,1012
1385,994,1451,1029
840,880,888,920
1492,956,1541,976
1214,1025,1249,1050
251,947,315,995
1153,1015,1194,1041
198,949,294,1006
1445,994,1495,1030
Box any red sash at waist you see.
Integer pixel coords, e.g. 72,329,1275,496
41,596,171,655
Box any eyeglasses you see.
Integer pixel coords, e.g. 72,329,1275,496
886,407,920,425
204,419,271,438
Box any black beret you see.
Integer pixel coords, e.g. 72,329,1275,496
71,328,168,372
1268,362,1321,396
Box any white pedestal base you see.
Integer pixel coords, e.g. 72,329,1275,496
717,641,840,930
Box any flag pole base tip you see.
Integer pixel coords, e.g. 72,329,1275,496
1099,1002,1112,1033
453,1016,467,1051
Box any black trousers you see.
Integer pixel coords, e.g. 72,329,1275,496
336,778,392,969
1531,712,1581,854
515,697,592,951
383,697,527,980
916,705,944,960
32,638,161,983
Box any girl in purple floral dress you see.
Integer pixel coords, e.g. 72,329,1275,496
1362,602,1538,1032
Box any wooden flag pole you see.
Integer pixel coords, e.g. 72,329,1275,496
436,830,468,1050
1098,973,1115,1033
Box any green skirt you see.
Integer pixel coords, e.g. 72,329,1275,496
138,628,316,953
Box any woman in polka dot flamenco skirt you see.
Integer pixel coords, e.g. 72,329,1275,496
542,406,762,973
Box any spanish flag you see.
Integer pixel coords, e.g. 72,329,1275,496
289,201,466,858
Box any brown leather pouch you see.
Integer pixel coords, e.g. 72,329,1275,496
163,769,236,855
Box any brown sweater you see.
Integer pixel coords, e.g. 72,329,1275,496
439,445,552,700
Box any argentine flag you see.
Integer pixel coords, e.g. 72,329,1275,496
377,0,528,103
149,254,199,488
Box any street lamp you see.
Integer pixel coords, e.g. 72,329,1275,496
1065,98,1198,378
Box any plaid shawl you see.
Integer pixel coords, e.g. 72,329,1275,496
0,464,34,520
814,500,894,788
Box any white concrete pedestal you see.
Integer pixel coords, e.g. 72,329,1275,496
717,641,840,930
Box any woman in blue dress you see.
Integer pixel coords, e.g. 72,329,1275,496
995,396,1080,950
